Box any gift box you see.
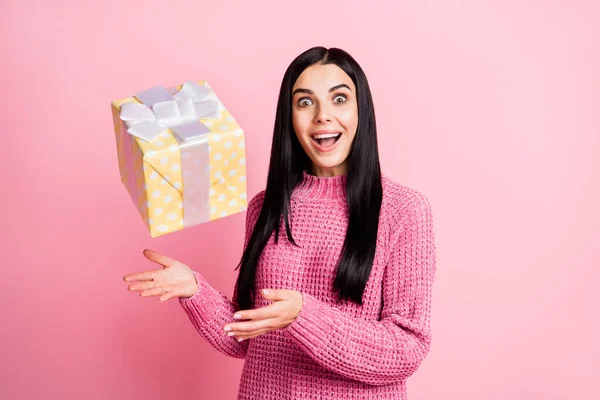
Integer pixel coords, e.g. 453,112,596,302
111,80,248,237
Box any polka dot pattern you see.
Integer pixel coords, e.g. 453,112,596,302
112,80,248,237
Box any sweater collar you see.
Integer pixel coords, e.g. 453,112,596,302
291,170,347,202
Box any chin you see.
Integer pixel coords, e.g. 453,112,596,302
313,159,343,169
309,154,349,173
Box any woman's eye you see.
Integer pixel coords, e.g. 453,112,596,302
298,98,313,106
333,95,347,104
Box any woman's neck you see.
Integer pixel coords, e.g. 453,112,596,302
310,162,348,178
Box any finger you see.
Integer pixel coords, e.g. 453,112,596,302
140,286,170,298
127,281,161,292
233,302,282,321
159,288,174,303
143,248,181,268
123,270,156,282
234,327,271,341
225,318,278,335
261,288,291,301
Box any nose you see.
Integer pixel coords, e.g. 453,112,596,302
314,103,333,124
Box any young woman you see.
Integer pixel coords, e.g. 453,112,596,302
123,46,437,399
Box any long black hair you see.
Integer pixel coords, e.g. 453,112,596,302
234,46,383,311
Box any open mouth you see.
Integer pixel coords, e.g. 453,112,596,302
311,132,342,148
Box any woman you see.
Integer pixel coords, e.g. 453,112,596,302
123,46,436,399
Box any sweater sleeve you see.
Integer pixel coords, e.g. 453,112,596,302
178,191,264,359
281,192,436,386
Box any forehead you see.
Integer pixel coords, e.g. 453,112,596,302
293,63,355,92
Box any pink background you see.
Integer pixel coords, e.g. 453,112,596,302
2,0,598,399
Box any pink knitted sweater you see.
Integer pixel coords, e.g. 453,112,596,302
179,171,436,399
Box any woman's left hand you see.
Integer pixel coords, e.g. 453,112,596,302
224,289,303,342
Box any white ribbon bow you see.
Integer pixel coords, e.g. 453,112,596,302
119,81,221,142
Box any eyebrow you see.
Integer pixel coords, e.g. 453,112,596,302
292,83,352,97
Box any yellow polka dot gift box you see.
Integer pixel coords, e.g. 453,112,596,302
111,80,247,238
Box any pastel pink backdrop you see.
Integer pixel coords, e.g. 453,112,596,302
1,1,598,399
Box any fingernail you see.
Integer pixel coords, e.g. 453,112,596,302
224,326,231,332
262,289,269,295
233,314,242,319
228,332,235,337
237,338,244,342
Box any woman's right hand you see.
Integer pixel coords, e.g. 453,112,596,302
123,249,199,302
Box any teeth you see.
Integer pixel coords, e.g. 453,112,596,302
313,132,341,139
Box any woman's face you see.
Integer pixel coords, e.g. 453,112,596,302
292,63,358,177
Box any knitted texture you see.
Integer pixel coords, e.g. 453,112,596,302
179,171,436,399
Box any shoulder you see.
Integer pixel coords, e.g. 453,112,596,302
380,173,434,229
241,190,266,233
247,189,266,214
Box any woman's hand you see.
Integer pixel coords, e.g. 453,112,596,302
123,249,198,302
224,289,303,342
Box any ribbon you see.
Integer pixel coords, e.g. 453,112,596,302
119,81,221,229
